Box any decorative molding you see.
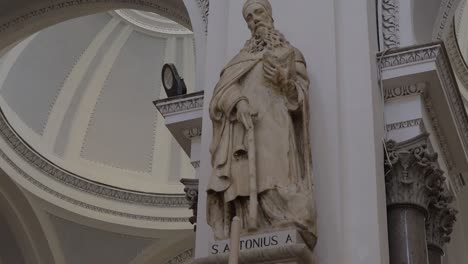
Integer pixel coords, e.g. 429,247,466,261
0,145,189,222
113,9,193,36
445,19,468,96
386,118,423,132
182,128,202,139
423,95,455,171
195,0,209,35
384,83,425,100
455,0,466,36
380,43,468,175
191,161,200,168
379,44,440,69
426,190,458,252
180,178,198,229
435,42,468,170
433,0,462,40
154,91,204,117
384,134,446,213
0,0,192,37
166,249,194,264
0,108,188,208
381,0,400,49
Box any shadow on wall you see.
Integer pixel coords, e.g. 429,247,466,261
412,0,441,43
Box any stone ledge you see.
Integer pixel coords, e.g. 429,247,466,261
192,244,314,264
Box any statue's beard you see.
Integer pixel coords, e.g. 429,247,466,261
243,26,289,54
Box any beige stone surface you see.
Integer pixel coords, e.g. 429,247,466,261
207,0,316,246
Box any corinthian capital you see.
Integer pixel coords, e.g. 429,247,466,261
384,134,445,213
426,190,458,251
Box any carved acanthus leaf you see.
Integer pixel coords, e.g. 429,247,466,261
426,190,458,250
180,178,199,227
385,134,445,212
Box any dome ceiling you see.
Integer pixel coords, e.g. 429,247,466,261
0,11,196,193
113,9,193,36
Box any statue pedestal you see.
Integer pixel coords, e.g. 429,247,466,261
192,230,315,264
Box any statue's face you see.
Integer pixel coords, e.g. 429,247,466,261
244,4,273,34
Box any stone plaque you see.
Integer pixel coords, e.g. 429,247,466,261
210,230,300,255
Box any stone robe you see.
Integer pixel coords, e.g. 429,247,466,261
207,44,315,239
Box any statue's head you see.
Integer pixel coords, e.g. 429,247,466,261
243,0,274,35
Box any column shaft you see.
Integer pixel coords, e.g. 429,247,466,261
427,245,443,264
387,207,428,264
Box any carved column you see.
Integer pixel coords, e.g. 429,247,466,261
385,134,445,264
180,178,199,231
426,191,457,264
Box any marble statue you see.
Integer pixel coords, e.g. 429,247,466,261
207,0,316,244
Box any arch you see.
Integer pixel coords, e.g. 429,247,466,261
0,0,206,230
0,170,61,264
432,0,464,40
0,1,191,49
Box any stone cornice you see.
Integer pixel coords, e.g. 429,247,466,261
379,43,440,69
385,134,445,213
386,118,423,132
155,91,204,117
426,191,458,251
0,108,188,208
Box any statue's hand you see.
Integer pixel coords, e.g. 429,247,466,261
236,100,256,130
264,60,289,88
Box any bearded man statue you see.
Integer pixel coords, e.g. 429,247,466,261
207,0,316,246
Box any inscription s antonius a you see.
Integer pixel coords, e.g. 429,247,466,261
210,230,298,255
